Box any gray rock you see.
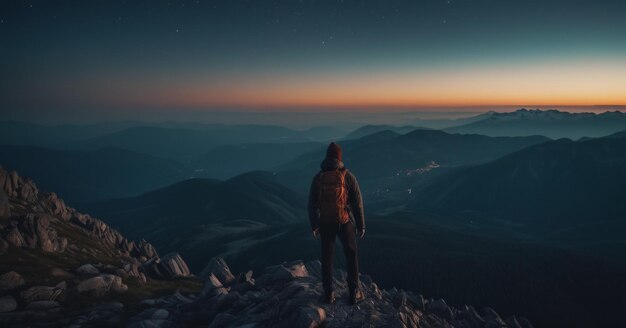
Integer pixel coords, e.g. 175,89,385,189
0,295,17,313
201,273,228,297
0,271,26,292
159,252,191,278
76,263,100,275
20,285,63,302
5,227,25,247
152,309,169,320
26,300,61,310
201,257,235,284
51,267,72,279
208,312,237,328
76,274,128,296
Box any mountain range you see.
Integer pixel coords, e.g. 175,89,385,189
409,133,626,229
445,108,626,139
80,171,306,269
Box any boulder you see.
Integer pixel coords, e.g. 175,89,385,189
20,285,63,302
51,268,72,279
0,271,26,292
201,273,228,298
5,227,25,247
17,213,65,252
25,300,61,310
159,253,191,278
208,312,237,328
289,304,326,328
0,295,17,313
76,274,128,296
76,263,100,275
200,257,235,284
256,261,309,286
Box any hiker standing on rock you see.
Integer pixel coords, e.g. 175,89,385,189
308,142,365,305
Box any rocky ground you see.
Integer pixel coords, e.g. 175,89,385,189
0,167,533,327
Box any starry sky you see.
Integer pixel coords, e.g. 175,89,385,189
1,0,626,122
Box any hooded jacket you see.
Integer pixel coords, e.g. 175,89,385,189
308,158,365,231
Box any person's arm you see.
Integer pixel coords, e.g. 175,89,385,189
308,173,321,232
346,171,365,234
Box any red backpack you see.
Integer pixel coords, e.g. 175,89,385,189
318,170,350,224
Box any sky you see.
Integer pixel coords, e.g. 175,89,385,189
1,0,626,123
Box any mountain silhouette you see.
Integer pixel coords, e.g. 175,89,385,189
409,132,626,228
80,171,306,269
445,108,626,139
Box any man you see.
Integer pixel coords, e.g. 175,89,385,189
308,142,365,305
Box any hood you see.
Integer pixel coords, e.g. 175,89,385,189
320,158,345,172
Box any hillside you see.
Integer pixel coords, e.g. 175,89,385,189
445,108,626,139
79,171,307,269
0,167,526,328
408,133,626,228
0,166,202,325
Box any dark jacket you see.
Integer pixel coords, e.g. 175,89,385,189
308,158,365,231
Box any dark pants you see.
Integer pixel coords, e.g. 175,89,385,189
319,220,359,296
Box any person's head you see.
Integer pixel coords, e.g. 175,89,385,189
326,142,342,161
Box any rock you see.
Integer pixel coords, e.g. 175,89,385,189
0,237,8,255
152,308,169,320
159,252,191,278
15,213,65,252
5,227,25,247
136,239,159,259
201,273,228,297
200,257,235,284
0,188,10,219
76,274,128,296
407,293,425,311
26,300,61,310
506,315,524,328
208,312,237,328
239,270,255,285
484,307,507,327
0,295,18,313
256,261,309,286
429,298,453,320
0,271,26,292
460,305,486,327
20,285,63,302
393,290,408,308
289,304,326,328
76,263,100,275
51,267,72,279
518,316,534,328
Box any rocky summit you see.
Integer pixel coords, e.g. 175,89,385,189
0,167,532,327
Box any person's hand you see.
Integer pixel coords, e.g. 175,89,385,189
312,228,320,239
357,228,365,239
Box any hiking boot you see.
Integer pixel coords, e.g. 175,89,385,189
349,289,365,305
319,292,336,304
